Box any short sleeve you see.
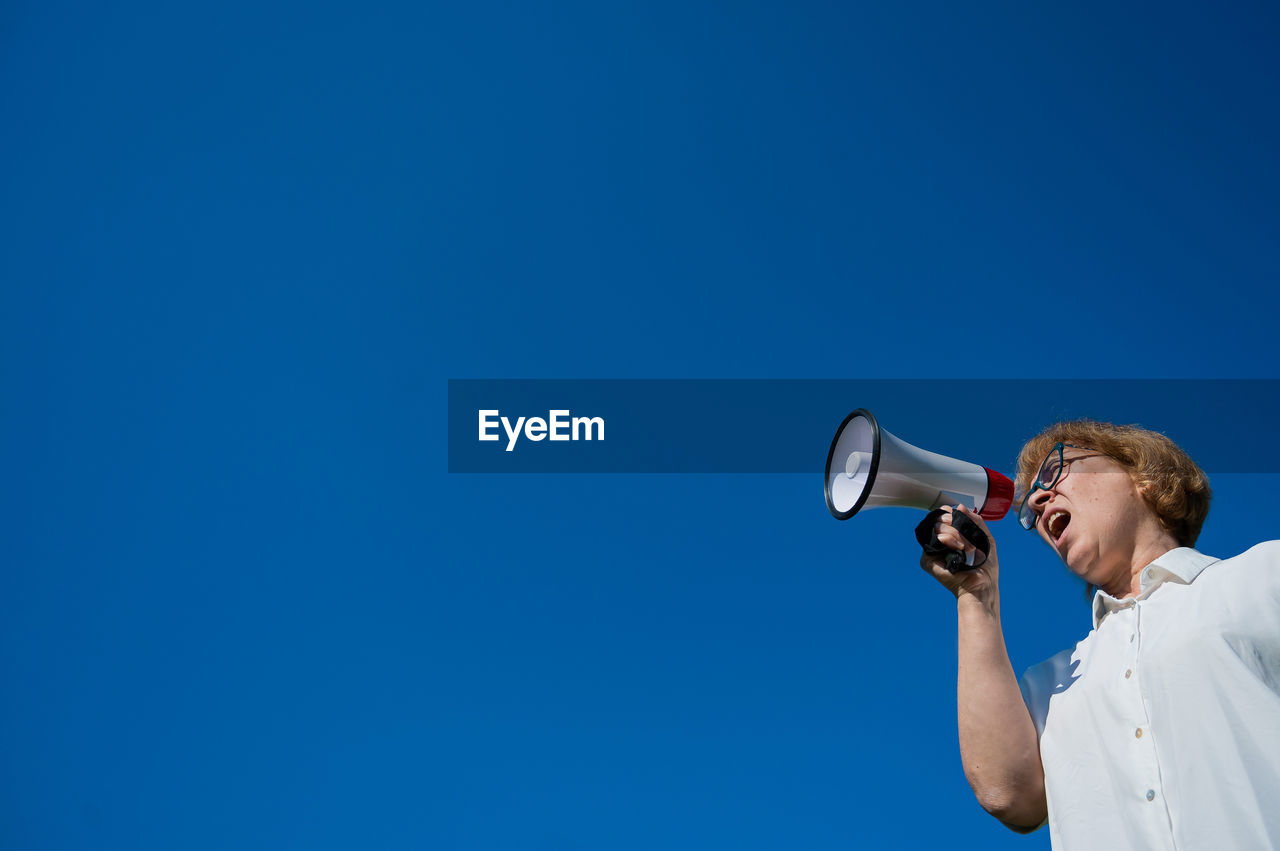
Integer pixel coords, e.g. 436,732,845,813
1019,646,1078,739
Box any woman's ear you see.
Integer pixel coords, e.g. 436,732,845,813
1130,473,1152,500
1131,476,1163,520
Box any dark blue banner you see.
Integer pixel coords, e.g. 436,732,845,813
447,379,1280,473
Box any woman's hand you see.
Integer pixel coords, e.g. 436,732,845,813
919,503,1000,600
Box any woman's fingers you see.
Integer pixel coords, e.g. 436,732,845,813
933,507,975,553
954,503,997,559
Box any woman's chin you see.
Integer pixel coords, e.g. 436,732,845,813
1063,550,1099,583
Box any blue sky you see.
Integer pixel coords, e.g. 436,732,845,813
3,1,1278,848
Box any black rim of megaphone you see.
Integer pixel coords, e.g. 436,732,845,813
824,408,882,521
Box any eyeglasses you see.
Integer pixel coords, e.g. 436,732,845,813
1017,442,1107,530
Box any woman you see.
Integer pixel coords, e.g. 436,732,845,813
922,419,1280,850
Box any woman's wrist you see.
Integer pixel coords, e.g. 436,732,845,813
956,584,1000,618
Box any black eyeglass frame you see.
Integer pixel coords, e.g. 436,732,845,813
1017,442,1108,530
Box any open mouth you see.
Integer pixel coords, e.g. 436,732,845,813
1045,510,1071,543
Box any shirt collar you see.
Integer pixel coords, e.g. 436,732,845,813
1092,547,1220,628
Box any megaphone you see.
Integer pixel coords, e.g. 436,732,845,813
824,409,1014,521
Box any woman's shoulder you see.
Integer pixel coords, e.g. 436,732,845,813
1196,541,1280,598
1213,541,1280,568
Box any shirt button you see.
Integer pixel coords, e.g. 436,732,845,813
1146,789,1156,802
1125,669,1133,679
1135,728,1144,739
1129,634,1135,643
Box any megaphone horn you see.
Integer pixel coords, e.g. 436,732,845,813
824,409,1014,521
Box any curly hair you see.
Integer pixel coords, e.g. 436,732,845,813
1016,420,1211,547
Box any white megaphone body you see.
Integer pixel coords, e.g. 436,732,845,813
824,409,1014,521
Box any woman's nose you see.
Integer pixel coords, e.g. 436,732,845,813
1028,487,1053,514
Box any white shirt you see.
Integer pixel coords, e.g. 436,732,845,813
1020,543,1280,850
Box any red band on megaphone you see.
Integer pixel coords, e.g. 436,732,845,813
980,467,1015,520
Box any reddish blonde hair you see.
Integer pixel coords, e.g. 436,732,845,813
1016,420,1211,547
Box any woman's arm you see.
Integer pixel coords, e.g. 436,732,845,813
922,505,1047,831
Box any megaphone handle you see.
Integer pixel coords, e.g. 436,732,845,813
915,508,990,572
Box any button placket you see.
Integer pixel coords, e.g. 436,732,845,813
1128,603,1163,812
